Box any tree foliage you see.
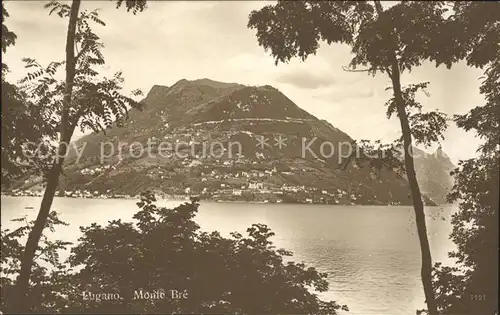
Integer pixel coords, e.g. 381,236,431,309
21,6,143,132
15,5,143,179
341,139,405,177
431,124,499,314
454,59,500,155
115,0,147,14
1,212,72,312
385,82,448,147
450,2,500,69
247,2,500,314
1,3,17,58
2,1,146,187
249,1,462,72
1,82,55,185
1,3,54,186
429,4,499,311
1,193,347,314
248,1,451,144
10,2,146,311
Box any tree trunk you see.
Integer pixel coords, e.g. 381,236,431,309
389,61,439,315
371,3,438,313
12,1,81,312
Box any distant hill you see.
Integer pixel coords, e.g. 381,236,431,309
14,79,454,205
413,145,455,204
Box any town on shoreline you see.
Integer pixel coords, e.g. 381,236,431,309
2,187,407,206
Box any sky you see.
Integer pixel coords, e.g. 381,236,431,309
3,1,486,164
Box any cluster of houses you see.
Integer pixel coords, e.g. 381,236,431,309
7,189,44,197
6,188,131,199
137,150,364,204
180,180,361,204
6,121,365,204
56,189,131,199
80,164,114,176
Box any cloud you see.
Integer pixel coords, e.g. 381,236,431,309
277,70,337,89
314,85,375,102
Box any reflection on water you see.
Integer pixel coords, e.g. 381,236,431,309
1,197,456,315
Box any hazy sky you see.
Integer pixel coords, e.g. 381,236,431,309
3,1,486,163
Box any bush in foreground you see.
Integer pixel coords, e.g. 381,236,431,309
1,192,347,314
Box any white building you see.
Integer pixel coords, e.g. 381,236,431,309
249,182,264,190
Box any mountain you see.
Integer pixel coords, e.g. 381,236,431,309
14,79,453,205
413,145,455,204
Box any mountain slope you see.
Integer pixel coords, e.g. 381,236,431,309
413,146,455,204
17,79,453,205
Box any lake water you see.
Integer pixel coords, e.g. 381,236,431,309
1,196,456,315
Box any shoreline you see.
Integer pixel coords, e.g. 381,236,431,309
0,195,448,207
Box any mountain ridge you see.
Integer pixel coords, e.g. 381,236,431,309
13,78,454,205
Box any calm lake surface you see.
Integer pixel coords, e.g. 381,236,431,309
1,196,456,315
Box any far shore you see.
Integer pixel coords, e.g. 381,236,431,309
1,194,451,207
